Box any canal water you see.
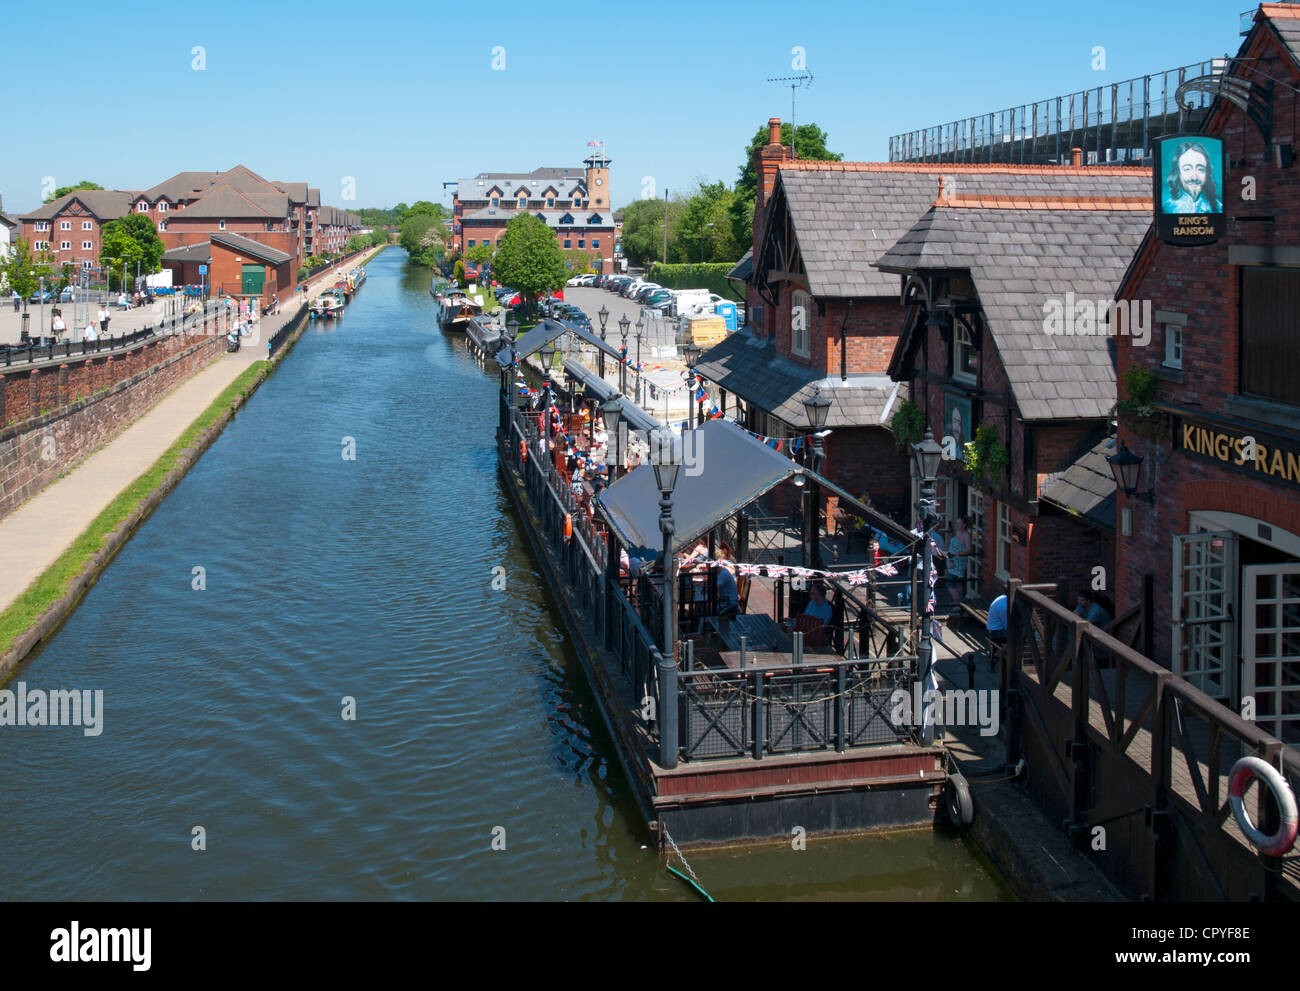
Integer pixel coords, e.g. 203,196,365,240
0,249,1011,901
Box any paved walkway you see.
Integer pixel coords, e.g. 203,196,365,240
0,250,378,616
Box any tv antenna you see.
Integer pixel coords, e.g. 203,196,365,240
766,72,814,158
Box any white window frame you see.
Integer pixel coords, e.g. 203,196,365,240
59,240,70,251
82,220,92,230
81,260,93,270
60,220,71,230
157,222,166,233
35,221,49,232
791,289,812,357
218,220,226,230
953,322,978,383
136,201,148,212
158,201,168,212
82,240,93,250
966,488,986,590
1164,323,1183,369
996,501,1012,579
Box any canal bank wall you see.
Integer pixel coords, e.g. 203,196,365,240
0,332,228,521
0,302,314,678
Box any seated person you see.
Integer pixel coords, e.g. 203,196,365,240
1074,589,1111,628
986,593,1008,648
802,582,833,626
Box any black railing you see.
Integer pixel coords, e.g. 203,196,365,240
1,306,232,369
679,658,913,761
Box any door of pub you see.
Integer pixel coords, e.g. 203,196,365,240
1242,562,1300,742
241,264,265,297
1172,530,1238,705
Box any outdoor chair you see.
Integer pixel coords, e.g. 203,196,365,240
788,614,826,648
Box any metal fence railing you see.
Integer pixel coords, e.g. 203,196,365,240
1,305,234,369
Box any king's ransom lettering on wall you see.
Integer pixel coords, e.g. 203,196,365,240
1176,417,1300,489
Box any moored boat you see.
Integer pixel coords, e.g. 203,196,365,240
436,287,482,332
312,293,344,318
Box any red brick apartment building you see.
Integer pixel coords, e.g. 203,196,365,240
1114,4,1300,743
19,167,360,294
452,152,616,271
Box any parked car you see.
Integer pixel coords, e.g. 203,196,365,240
28,289,54,303
566,275,585,287
58,287,77,302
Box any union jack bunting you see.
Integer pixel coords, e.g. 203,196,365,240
766,566,789,578
874,562,898,576
846,570,870,586
928,569,938,587
791,567,815,578
736,563,762,577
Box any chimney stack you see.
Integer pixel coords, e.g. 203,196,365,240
768,117,782,146
1070,147,1083,167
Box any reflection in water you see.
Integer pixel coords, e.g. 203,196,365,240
0,251,1011,902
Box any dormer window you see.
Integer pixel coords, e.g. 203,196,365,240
588,214,601,224
158,201,168,212
560,213,574,225
791,290,811,357
219,220,226,230
491,197,499,206
547,197,554,207
518,197,526,208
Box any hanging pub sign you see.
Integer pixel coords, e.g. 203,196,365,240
1154,133,1226,245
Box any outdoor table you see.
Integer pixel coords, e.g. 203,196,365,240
705,613,791,653
718,647,838,669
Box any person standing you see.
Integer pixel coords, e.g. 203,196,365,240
51,310,66,340
946,516,973,605
11,290,19,312
98,304,110,336
83,321,97,342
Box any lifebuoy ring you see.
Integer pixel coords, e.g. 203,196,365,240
563,513,572,541
520,440,527,463
1228,755,1298,856
945,773,974,828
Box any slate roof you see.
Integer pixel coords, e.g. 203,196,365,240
728,248,753,282
875,200,1150,421
458,169,587,202
274,181,309,203
693,327,907,430
162,241,212,263
1264,4,1300,65
460,206,614,228
772,165,1149,298
1039,435,1117,532
141,171,221,202
210,231,292,265
21,190,134,221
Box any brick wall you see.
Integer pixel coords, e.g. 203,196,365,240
0,333,225,519
1114,23,1300,663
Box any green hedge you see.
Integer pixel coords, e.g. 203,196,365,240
645,262,744,301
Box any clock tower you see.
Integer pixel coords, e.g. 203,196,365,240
583,151,612,208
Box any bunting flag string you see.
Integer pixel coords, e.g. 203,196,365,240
667,555,913,583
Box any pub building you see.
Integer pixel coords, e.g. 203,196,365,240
879,167,1151,603
1113,4,1300,744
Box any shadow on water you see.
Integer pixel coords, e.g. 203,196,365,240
0,249,1011,901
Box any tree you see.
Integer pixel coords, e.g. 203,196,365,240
492,213,566,319
44,180,103,204
618,196,675,267
453,259,467,288
400,211,444,267
731,122,841,250
2,238,55,304
674,180,741,264
465,243,493,267
99,214,164,291
407,200,445,219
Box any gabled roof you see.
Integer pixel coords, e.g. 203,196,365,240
20,189,134,221
694,326,907,430
142,171,221,202
877,200,1150,421
162,241,212,263
727,248,753,283
273,181,308,203
1261,3,1300,65
210,231,292,265
765,163,1150,298
178,185,287,219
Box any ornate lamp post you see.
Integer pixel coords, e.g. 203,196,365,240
683,342,701,427
634,317,645,407
539,340,557,473
651,426,682,770
618,313,631,397
597,304,609,379
603,395,625,480
802,386,832,571
911,428,944,746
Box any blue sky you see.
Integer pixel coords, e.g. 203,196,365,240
0,0,1250,215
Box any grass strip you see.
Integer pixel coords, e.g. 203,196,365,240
0,359,271,656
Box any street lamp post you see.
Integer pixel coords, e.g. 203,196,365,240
911,428,944,746
539,340,556,475
603,396,625,480
651,426,682,770
597,304,609,380
683,342,701,428
618,313,630,398
803,386,832,571
634,318,644,407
